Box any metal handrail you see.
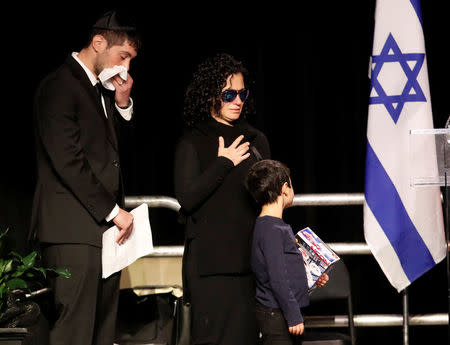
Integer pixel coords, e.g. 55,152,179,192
124,194,372,256
292,193,364,206
124,194,449,329
305,313,449,327
145,243,372,257
125,195,181,211
125,193,366,210
125,192,444,209
125,194,373,256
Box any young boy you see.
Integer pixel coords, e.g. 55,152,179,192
245,159,328,344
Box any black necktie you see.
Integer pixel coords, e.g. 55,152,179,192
95,81,109,117
95,81,118,147
95,80,101,93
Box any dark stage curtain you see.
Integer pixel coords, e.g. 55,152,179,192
2,2,449,344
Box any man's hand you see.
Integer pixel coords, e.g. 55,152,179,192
113,207,134,244
217,135,250,166
289,322,304,335
113,73,133,108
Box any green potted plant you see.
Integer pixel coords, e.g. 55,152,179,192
0,228,70,331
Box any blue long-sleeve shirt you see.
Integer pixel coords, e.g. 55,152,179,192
251,215,309,326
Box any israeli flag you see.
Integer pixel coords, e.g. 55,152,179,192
364,0,446,292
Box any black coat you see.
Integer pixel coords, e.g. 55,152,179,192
30,55,125,247
174,118,271,275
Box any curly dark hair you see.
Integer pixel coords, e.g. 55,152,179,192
182,53,254,127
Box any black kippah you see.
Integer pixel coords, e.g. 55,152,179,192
93,10,136,31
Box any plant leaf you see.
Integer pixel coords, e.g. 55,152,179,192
50,268,72,279
9,251,24,261
6,278,27,290
12,265,27,278
34,267,47,279
22,251,37,268
0,259,13,275
0,228,9,240
0,259,5,276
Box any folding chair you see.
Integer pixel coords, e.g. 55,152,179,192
301,259,356,345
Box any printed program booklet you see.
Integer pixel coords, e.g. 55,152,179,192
295,227,340,291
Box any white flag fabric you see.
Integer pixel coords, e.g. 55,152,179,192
364,0,446,292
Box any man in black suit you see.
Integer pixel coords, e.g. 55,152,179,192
30,11,141,345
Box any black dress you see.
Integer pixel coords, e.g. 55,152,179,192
174,118,271,345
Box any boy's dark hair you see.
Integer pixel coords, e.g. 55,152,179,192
245,159,291,206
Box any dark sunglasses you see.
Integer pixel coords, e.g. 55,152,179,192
221,89,249,103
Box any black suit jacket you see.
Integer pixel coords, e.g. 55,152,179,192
30,55,126,247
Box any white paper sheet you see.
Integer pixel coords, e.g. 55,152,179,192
102,203,154,278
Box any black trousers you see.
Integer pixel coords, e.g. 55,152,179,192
42,243,121,345
184,238,257,345
255,301,303,345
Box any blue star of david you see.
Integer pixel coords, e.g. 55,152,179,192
369,33,426,123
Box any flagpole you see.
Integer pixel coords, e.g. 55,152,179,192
402,288,409,345
444,171,450,341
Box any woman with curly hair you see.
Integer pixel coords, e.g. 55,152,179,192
174,53,271,344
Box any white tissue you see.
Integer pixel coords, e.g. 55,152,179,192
98,65,128,91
